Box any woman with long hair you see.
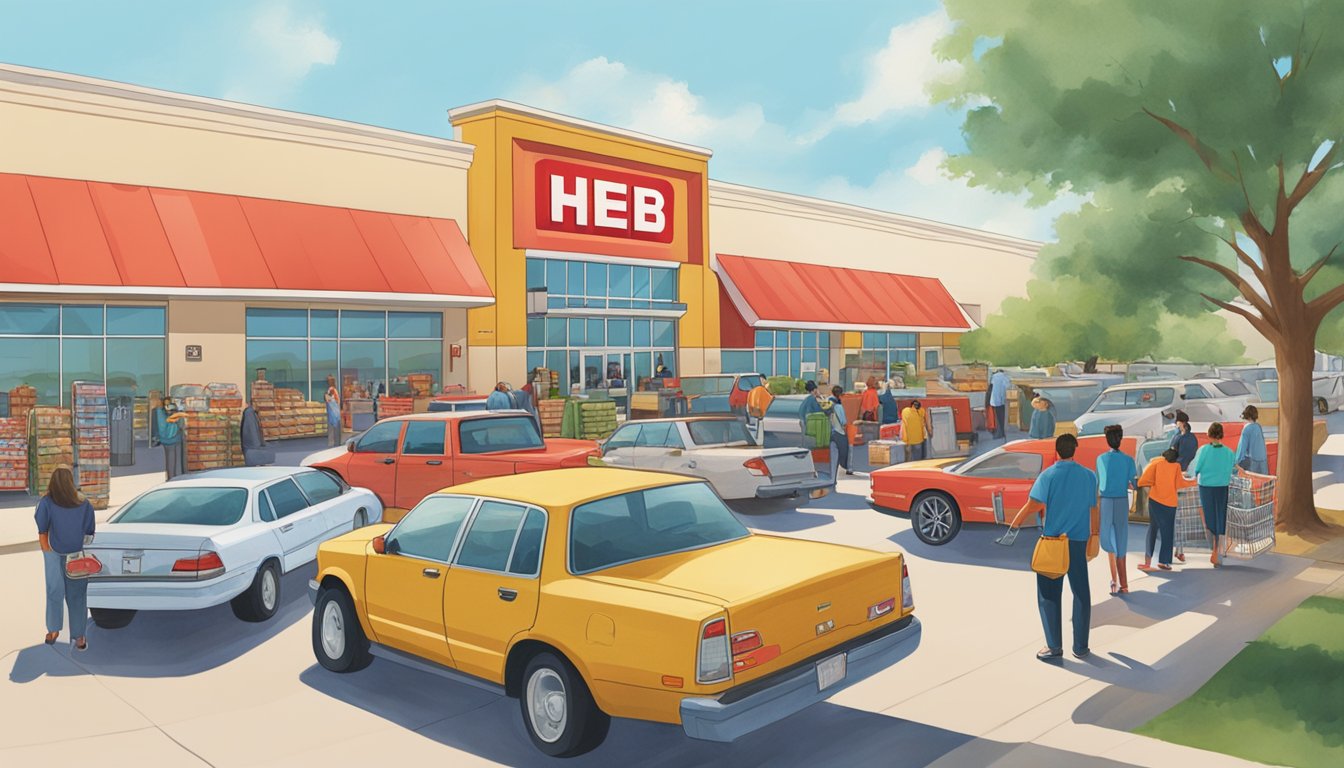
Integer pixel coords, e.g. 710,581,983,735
1138,448,1189,571
1188,422,1237,567
1096,425,1138,593
1235,405,1268,475
34,466,95,649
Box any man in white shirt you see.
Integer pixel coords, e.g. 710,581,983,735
990,369,1012,439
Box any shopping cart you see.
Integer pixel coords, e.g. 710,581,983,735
1175,475,1276,560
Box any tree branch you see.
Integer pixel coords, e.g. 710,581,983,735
1142,108,1236,182
1214,233,1267,282
1299,242,1341,287
1287,143,1337,210
1232,152,1271,243
1199,293,1276,341
1179,254,1278,326
1307,282,1344,326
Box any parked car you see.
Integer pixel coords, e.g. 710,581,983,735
759,394,811,447
869,435,1139,546
308,468,920,756
679,373,764,415
1073,379,1254,439
1313,373,1344,413
302,412,597,521
85,467,382,629
1135,421,1279,471
426,395,489,413
596,416,832,500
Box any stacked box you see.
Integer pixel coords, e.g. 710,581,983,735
8,385,37,421
378,397,414,419
250,381,327,440
577,400,618,440
538,398,566,437
0,417,28,490
71,382,111,509
28,406,72,496
868,440,900,467
407,374,435,397
530,368,560,399
206,383,245,467
133,397,150,441
185,413,232,471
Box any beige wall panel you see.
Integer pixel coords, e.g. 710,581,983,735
167,300,246,387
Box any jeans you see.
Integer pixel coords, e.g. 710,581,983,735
992,405,1006,438
1037,539,1090,653
907,441,927,461
163,440,184,479
327,421,342,447
1146,500,1176,565
1200,485,1229,536
830,432,850,472
43,550,88,637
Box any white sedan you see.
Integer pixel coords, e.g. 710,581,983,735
596,416,833,500
85,467,382,629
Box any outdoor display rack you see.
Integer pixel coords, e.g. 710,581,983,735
27,405,72,498
71,381,111,509
0,416,28,491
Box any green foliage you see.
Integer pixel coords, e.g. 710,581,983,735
1138,596,1344,767
937,0,1344,359
765,376,797,396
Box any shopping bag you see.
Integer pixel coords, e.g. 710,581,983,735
65,551,102,579
1031,534,1069,579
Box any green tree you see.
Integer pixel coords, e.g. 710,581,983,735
937,0,1344,532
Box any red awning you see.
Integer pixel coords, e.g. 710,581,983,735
714,253,974,333
0,173,493,306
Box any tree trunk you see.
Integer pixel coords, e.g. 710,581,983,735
1274,335,1326,533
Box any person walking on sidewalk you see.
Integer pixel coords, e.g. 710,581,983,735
823,386,853,476
1096,425,1138,594
35,466,95,651
1138,448,1189,572
901,400,932,461
1011,434,1100,661
989,368,1012,439
1234,405,1268,474
1168,409,1198,563
324,375,342,448
1188,422,1237,567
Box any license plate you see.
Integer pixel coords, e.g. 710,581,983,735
816,653,847,692
121,556,141,575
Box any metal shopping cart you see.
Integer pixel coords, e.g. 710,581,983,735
1175,474,1276,560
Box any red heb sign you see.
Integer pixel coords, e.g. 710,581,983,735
534,159,675,244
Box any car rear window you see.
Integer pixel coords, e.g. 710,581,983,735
112,487,248,526
1214,380,1253,397
459,416,544,453
688,420,755,446
569,482,749,574
680,377,734,396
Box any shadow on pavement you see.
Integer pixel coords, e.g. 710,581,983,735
9,562,316,681
888,525,1037,572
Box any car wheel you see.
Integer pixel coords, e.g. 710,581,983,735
89,608,136,629
1318,398,1330,415
520,652,610,757
353,508,367,529
230,560,280,622
312,584,372,672
911,491,962,546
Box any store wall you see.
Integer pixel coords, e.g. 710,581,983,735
0,65,472,223
167,300,246,387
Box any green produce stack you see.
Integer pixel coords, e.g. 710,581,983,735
805,412,831,449
562,399,618,440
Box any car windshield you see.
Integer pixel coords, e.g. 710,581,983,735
1257,380,1279,402
680,376,734,397
687,420,756,446
427,400,487,413
111,487,249,526
569,482,749,573
765,396,805,416
1090,387,1175,412
459,416,545,453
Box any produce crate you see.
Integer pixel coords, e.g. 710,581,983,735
563,400,618,440
0,416,29,491
538,398,567,438
70,382,110,509
868,440,899,467
407,374,435,397
378,396,414,419
28,406,72,496
250,381,327,440
8,385,38,421
185,412,233,471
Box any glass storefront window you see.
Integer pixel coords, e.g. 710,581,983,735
246,308,307,337
0,337,59,404
608,319,631,347
526,259,545,290
62,306,103,336
310,340,338,398
610,265,632,297
652,269,675,301
340,340,386,390
390,340,442,386
105,338,166,398
653,320,675,348
107,306,165,336
587,319,605,347
341,310,385,339
247,339,308,392
0,304,60,335
311,309,338,338
728,329,829,378
62,337,104,393
388,311,441,339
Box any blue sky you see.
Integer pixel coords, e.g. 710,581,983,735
0,0,1072,240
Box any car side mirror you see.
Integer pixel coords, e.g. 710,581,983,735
372,535,386,554
346,438,356,453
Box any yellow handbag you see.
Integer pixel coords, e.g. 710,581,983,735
1031,534,1070,579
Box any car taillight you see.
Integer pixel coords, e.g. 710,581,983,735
868,598,896,621
901,562,914,611
743,457,770,477
173,551,225,579
697,617,731,684
730,630,762,656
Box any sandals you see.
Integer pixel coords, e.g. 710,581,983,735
1109,581,1119,595
1137,563,1155,572
1158,564,1173,571
44,632,58,645
73,637,87,652
1175,552,1186,563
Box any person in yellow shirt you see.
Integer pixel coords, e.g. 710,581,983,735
1137,448,1192,571
900,400,932,460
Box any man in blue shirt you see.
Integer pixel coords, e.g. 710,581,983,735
1011,433,1100,660
989,369,1012,439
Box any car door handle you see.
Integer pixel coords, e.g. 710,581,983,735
279,523,294,532
422,568,441,578
687,460,697,469
425,460,443,466
381,458,396,465
498,587,518,602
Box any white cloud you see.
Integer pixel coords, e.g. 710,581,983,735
805,10,959,142
816,148,1084,241
222,4,340,104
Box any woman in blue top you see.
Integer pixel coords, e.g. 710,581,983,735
1028,396,1056,440
878,380,900,425
1096,425,1138,594
153,396,188,479
1188,422,1238,567
1234,405,1268,475
34,466,96,650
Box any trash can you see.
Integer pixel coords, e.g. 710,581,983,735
110,395,135,467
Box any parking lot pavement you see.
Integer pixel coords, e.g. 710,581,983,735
4,468,1338,768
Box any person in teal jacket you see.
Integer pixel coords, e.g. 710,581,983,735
1187,422,1238,567
1028,396,1057,439
153,397,188,479
1234,405,1268,474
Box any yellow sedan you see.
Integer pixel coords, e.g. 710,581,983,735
308,467,921,757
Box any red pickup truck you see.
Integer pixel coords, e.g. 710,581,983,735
303,412,598,520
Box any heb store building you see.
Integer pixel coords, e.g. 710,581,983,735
0,63,1039,419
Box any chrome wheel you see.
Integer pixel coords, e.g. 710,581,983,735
260,568,277,612
914,494,959,544
526,667,568,744
320,600,345,660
